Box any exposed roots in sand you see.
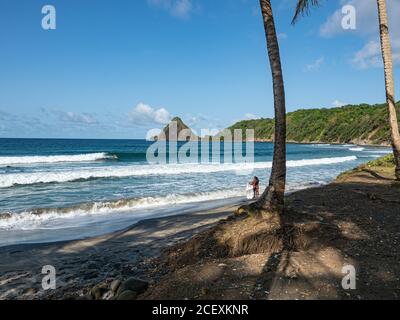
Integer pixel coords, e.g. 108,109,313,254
164,211,307,271
236,185,284,219
235,201,278,220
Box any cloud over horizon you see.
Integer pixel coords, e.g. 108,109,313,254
129,103,172,126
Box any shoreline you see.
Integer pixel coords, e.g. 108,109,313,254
1,181,328,248
252,139,391,148
0,196,247,248
1,156,398,300
0,199,247,300
142,159,400,300
1,142,391,249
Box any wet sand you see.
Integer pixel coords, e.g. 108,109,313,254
142,165,400,300
0,201,245,300
1,163,399,300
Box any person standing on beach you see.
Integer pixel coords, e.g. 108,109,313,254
250,176,260,199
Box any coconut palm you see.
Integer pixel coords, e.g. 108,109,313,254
292,0,400,180
376,0,400,180
239,0,287,217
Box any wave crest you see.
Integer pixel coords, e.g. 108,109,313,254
349,147,365,152
0,153,116,166
0,156,357,188
0,189,243,230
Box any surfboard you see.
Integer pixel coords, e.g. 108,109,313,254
246,184,254,200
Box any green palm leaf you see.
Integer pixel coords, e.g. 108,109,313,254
292,0,320,24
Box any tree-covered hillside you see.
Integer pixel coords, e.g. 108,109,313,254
228,102,400,146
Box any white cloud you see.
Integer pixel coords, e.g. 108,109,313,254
303,57,324,72
332,100,347,108
129,103,172,125
59,111,98,125
320,9,345,38
320,0,383,38
41,108,99,126
351,40,382,69
351,39,400,69
320,0,400,69
186,114,208,126
147,0,193,19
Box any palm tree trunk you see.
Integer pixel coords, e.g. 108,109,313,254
377,0,400,180
239,0,287,216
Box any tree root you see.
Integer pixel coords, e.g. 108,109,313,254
395,167,400,181
236,184,284,218
236,201,280,220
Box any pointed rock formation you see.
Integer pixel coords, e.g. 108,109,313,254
154,117,198,141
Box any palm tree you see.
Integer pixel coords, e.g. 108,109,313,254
292,0,400,180
239,0,287,217
377,0,400,180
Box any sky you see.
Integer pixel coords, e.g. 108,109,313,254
0,0,399,139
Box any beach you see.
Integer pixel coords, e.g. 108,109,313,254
2,0,400,305
0,201,244,300
0,139,391,246
143,162,400,300
1,158,400,300
0,139,397,300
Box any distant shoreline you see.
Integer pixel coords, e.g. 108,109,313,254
0,137,392,148
253,139,391,148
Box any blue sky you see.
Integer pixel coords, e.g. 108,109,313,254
0,0,399,139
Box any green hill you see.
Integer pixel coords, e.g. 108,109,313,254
228,102,400,146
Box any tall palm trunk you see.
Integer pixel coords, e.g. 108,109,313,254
377,0,400,180
240,0,287,216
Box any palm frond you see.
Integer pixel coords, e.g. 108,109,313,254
292,0,320,25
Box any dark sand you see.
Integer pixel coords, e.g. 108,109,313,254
142,166,400,300
0,202,244,300
1,164,399,300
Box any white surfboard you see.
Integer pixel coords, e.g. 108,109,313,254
246,184,254,200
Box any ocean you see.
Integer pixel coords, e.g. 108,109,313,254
0,138,391,247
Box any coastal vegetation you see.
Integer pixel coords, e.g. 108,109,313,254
290,0,400,179
229,102,400,146
336,153,395,181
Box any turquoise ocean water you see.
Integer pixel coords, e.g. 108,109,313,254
0,138,391,246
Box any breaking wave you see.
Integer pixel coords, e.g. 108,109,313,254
0,189,243,230
349,147,365,152
0,153,116,166
0,156,358,188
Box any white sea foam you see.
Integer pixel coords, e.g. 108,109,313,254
349,147,365,152
0,180,328,231
367,150,392,154
311,144,333,147
0,156,357,188
0,153,114,166
0,189,244,230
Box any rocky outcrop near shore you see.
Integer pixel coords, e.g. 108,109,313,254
153,117,198,141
